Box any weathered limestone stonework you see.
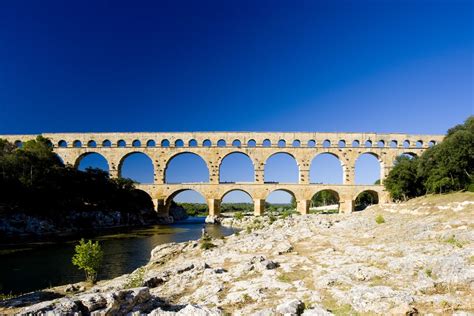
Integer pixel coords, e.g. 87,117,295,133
1,132,444,215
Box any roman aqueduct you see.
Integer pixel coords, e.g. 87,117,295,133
1,132,444,216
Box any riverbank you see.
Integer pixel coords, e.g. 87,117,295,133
2,192,473,315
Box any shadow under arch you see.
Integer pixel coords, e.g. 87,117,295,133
309,152,343,184
165,152,209,183
310,189,340,214
118,151,154,183
354,190,379,211
219,151,255,183
74,152,110,173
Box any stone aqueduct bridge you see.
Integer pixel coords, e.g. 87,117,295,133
2,132,444,216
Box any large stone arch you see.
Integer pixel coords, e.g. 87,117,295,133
309,152,344,184
218,151,255,183
355,151,384,185
220,188,254,201
354,189,379,211
310,189,341,213
118,151,154,182
164,151,209,183
74,152,110,172
264,152,300,183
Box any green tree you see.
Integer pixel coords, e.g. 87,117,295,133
72,239,104,284
384,156,422,201
290,195,297,209
384,116,474,199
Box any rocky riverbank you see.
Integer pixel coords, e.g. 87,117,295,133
0,204,188,238
1,192,473,315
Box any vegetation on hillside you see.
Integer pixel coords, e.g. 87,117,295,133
0,136,153,218
385,116,473,201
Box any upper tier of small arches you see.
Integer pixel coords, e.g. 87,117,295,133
3,132,444,150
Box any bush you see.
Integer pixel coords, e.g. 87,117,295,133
124,267,146,288
200,234,216,250
234,211,244,221
72,239,104,284
375,214,385,224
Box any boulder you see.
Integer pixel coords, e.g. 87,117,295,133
276,299,305,315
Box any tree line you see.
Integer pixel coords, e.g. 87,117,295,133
0,136,153,218
384,116,473,201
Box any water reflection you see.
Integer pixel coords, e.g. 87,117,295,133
0,217,236,295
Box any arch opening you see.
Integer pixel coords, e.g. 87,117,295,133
390,140,398,148
203,139,211,147
310,190,340,214
355,190,379,211
264,153,298,183
102,140,112,147
165,152,209,183
307,140,316,147
232,139,241,147
76,152,109,174
73,140,82,148
221,189,253,216
168,189,208,217
338,140,346,148
262,139,271,147
189,139,198,147
161,139,170,147
310,153,343,184
355,153,381,185
352,140,360,147
58,140,68,148
265,189,296,215
217,139,226,147
132,140,141,147
247,139,256,147
292,140,301,147
219,152,254,183
117,140,126,148
175,139,184,147
146,140,156,147
119,152,154,184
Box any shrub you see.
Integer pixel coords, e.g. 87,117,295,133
375,214,385,224
444,235,463,248
234,211,244,221
72,239,104,284
124,267,146,288
200,234,216,250
425,268,432,278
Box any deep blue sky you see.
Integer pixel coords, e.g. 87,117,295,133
2,0,473,203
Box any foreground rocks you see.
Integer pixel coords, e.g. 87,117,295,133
2,192,473,315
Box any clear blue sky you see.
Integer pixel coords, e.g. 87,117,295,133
2,0,473,203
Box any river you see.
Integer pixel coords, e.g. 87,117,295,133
0,217,236,295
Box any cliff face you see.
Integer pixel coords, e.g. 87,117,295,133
3,193,473,315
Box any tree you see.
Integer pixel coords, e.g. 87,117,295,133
384,116,474,200
384,156,422,201
72,239,104,284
